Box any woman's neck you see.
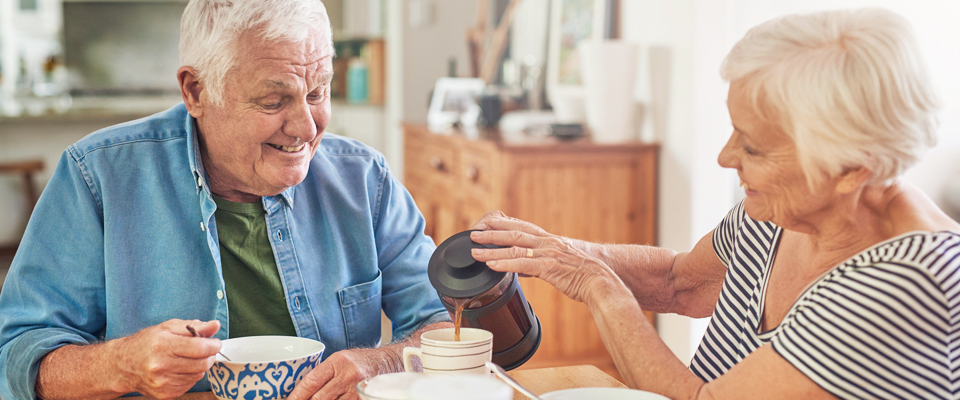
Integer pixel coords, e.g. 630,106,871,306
787,180,959,262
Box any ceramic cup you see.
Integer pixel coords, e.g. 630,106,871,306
206,335,325,400
402,328,492,375
408,374,513,400
356,372,427,400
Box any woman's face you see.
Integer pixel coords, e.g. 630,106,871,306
717,82,840,228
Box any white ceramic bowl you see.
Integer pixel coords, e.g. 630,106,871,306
206,336,325,400
541,387,670,400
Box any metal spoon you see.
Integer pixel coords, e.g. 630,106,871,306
186,324,232,361
486,361,542,400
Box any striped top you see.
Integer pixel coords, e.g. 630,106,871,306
689,201,960,399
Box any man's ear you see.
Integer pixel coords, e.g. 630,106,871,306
836,166,871,194
178,66,204,118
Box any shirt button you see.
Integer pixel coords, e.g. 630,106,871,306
276,230,283,241
217,290,224,299
200,222,206,231
295,297,301,309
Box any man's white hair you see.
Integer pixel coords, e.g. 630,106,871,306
721,8,940,186
179,0,334,105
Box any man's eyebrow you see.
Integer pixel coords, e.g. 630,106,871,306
264,80,287,89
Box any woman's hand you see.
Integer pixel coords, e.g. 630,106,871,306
468,211,624,304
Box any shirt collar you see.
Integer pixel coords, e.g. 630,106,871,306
185,107,209,196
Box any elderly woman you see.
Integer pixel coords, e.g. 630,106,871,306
470,8,960,400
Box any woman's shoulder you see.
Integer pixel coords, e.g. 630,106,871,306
844,230,960,289
880,181,960,233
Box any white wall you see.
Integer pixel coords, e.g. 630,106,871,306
621,0,960,364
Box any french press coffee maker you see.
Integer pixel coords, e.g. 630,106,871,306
428,230,542,370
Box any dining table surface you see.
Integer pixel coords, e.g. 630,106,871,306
138,364,627,399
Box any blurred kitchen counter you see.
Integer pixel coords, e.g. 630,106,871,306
0,95,183,126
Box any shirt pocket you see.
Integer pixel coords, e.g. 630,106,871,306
337,270,383,349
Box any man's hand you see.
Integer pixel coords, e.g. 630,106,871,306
111,319,222,399
285,322,452,400
35,319,222,400
285,347,385,400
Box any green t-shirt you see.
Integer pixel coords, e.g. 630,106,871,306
212,194,297,338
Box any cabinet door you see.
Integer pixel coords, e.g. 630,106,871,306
404,126,460,245
408,181,459,245
503,149,656,372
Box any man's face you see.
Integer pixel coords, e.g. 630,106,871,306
196,29,333,201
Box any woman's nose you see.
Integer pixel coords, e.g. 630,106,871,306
282,99,318,142
717,132,739,169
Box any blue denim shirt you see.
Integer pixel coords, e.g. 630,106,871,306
0,104,449,399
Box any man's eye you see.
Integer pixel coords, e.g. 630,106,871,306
743,145,758,155
308,86,327,103
260,98,284,110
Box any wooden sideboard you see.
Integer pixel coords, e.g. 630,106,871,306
403,123,659,375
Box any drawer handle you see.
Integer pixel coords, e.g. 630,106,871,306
465,166,480,182
429,156,446,172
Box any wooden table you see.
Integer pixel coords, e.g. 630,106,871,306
142,365,626,399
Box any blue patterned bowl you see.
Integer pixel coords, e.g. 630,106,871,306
206,336,325,400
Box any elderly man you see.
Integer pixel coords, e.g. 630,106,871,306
0,0,449,399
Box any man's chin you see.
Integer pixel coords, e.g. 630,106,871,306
265,172,309,194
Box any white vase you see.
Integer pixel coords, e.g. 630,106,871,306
578,40,639,143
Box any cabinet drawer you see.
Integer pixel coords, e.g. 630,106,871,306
460,144,497,197
407,139,458,189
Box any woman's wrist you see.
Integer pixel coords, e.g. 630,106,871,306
582,268,633,308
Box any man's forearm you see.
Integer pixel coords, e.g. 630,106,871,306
35,342,130,400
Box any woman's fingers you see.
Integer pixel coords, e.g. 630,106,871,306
470,228,545,249
471,211,548,236
471,245,533,263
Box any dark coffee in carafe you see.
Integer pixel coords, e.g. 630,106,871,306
428,230,541,370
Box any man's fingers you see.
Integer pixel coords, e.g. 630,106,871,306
192,319,221,338
286,363,335,400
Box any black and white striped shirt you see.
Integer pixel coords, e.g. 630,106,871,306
689,201,960,399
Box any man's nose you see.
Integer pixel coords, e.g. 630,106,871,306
282,99,318,142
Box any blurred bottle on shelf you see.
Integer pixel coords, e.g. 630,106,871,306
346,56,368,104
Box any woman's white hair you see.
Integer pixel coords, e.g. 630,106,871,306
721,8,940,186
179,0,333,105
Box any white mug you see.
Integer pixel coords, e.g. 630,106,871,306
402,328,492,375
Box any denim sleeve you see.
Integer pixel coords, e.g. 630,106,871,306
0,150,107,399
372,161,450,341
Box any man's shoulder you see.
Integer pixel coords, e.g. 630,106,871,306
316,133,380,157
69,103,190,159
314,133,386,167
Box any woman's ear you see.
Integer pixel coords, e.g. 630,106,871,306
178,66,204,118
836,166,871,194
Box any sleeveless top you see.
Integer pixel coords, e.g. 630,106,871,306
689,201,960,399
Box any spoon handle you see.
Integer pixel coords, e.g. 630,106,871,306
486,361,542,400
186,325,232,361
